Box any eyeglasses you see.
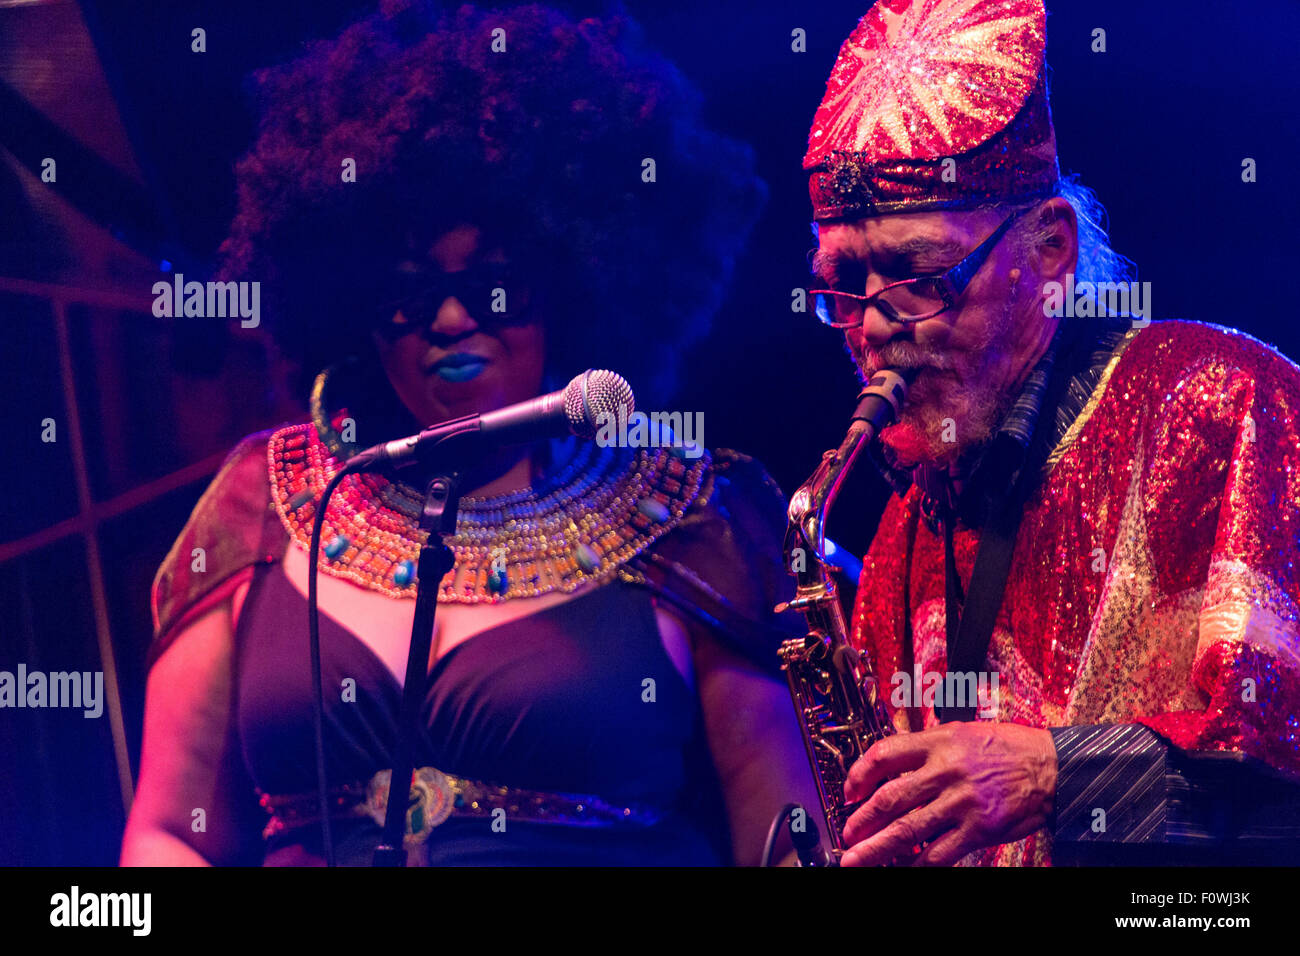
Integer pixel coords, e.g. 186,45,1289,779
807,210,1025,328
372,262,539,337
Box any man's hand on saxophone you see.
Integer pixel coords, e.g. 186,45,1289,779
839,722,1058,866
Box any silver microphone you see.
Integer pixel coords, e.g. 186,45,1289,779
348,369,635,470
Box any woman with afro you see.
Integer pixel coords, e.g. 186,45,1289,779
122,1,820,866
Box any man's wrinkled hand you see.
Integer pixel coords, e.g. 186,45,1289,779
839,722,1057,866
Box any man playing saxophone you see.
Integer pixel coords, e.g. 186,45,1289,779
796,0,1300,866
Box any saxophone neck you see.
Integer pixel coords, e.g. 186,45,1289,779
784,423,869,572
783,367,914,570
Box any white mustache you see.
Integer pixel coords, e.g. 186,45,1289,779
859,340,957,375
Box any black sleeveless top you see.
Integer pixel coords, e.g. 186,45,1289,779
149,432,800,866
235,563,730,865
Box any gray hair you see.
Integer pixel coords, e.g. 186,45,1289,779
1003,176,1136,287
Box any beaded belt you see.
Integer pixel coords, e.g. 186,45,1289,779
258,767,664,848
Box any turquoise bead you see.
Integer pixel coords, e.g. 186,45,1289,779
393,560,415,587
574,542,600,573
487,565,508,595
324,535,349,560
636,497,670,522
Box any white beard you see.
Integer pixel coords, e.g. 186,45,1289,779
853,291,1026,470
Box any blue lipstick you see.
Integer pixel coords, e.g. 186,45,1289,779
431,353,488,382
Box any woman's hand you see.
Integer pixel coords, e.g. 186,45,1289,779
839,722,1057,866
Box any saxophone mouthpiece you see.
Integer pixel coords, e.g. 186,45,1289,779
852,367,912,435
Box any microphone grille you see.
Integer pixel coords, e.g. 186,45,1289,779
563,369,635,439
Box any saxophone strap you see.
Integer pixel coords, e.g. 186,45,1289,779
938,498,1023,722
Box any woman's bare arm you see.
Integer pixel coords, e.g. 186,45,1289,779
682,615,824,867
121,580,264,866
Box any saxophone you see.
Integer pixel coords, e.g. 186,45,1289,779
775,368,912,866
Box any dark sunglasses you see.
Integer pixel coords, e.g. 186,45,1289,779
372,262,540,336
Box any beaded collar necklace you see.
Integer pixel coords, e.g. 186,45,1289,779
265,368,711,603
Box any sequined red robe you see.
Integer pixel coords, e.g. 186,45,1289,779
851,320,1300,866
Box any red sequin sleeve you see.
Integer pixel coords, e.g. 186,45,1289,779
1134,350,1300,779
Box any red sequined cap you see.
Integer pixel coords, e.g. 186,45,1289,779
805,0,1060,219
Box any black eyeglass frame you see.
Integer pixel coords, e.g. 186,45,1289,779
808,208,1028,328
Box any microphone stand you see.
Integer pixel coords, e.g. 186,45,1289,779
305,378,632,865
372,471,461,866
